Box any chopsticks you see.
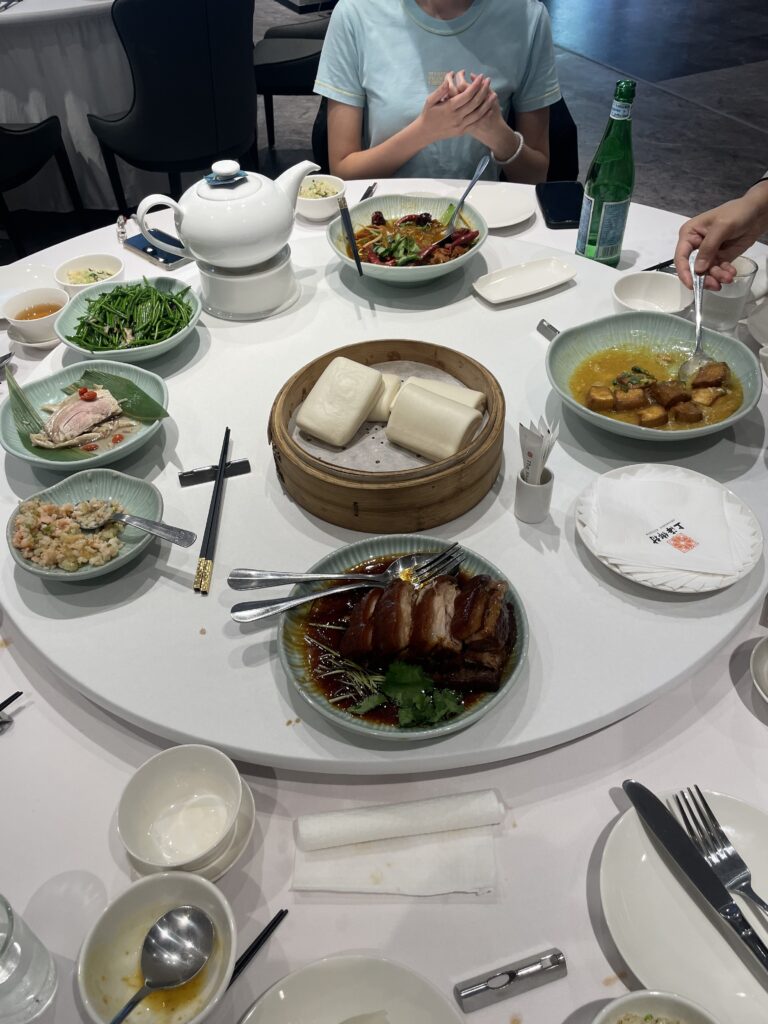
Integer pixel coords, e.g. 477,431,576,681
337,196,363,276
360,181,377,201
193,427,230,594
642,258,675,272
0,691,22,713
228,908,288,987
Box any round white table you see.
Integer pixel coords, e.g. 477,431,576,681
2,181,768,1024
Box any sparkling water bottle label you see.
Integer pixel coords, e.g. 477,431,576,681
610,100,632,120
595,199,630,261
575,194,594,254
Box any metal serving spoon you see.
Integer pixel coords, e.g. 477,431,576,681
228,543,459,591
436,154,490,245
72,503,197,548
108,906,214,1024
678,249,713,382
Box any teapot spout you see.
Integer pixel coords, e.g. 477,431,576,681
275,160,321,211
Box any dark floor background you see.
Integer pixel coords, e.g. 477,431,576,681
2,0,766,264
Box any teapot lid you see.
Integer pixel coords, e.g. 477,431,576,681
195,161,264,202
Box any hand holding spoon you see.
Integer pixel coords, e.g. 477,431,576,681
108,906,214,1024
679,249,713,382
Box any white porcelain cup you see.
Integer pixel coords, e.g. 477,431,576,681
514,467,553,524
2,287,69,344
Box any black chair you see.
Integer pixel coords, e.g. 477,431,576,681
506,97,579,182
264,15,330,40
88,0,258,210
253,37,324,151
0,117,84,258
311,95,579,181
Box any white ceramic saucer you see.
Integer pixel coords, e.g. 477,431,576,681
128,780,256,883
467,182,537,229
473,256,576,304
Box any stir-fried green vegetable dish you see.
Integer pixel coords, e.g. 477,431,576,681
67,280,193,351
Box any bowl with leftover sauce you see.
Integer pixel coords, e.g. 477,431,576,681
56,275,201,363
545,310,761,441
591,989,722,1024
54,253,124,296
327,193,488,286
296,173,345,221
7,468,162,582
77,871,236,1024
240,953,464,1024
612,271,692,315
2,286,69,346
117,744,243,873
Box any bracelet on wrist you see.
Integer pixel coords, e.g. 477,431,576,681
491,131,524,166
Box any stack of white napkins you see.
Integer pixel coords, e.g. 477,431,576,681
292,790,504,896
591,473,741,575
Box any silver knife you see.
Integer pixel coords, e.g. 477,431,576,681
623,780,768,974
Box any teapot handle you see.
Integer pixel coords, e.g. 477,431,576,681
135,195,191,258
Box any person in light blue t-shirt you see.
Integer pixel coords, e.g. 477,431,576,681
314,0,561,183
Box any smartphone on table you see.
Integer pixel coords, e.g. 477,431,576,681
123,228,192,268
535,181,584,230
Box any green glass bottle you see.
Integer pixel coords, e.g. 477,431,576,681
575,79,636,267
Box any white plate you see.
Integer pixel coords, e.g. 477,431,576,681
473,256,576,304
576,464,762,593
465,182,537,229
0,263,55,310
127,779,256,883
601,791,768,1024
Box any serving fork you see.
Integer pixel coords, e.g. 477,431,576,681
671,784,768,915
230,544,463,623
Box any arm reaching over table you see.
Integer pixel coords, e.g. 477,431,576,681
674,176,768,290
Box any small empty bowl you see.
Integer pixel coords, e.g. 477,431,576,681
613,271,691,315
2,286,69,346
591,989,721,1024
77,871,236,1024
117,744,243,872
55,253,124,296
749,636,768,705
296,174,345,221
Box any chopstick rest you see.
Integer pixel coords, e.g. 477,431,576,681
179,458,251,487
454,948,567,1013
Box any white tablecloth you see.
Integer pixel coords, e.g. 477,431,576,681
0,0,199,210
2,183,767,1024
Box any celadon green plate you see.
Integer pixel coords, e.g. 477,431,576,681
546,310,762,441
0,359,168,472
7,468,163,581
278,534,528,743
55,276,201,364
326,194,488,287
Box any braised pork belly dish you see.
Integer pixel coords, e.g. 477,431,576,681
300,558,516,729
569,347,742,430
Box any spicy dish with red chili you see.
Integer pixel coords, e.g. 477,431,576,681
350,209,480,267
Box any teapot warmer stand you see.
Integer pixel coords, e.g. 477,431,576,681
198,244,300,321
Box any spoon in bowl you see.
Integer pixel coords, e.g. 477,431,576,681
108,906,214,1024
432,153,490,248
678,249,713,382
72,501,197,548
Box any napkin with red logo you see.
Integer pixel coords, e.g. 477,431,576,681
592,474,741,575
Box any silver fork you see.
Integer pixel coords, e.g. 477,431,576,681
230,546,463,623
672,785,768,915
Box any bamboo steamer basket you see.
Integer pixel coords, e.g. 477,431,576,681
268,339,505,533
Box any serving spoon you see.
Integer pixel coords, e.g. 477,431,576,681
107,906,214,1024
72,503,197,548
678,249,713,382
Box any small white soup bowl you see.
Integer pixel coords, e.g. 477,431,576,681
2,286,69,345
296,174,346,221
55,253,124,296
117,744,243,872
591,989,722,1024
613,271,691,315
78,872,236,1024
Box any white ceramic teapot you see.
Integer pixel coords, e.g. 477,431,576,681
136,159,319,270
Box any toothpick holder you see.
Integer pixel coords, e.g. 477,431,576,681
514,467,553,524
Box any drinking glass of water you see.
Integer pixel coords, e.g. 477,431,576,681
0,896,57,1023
702,255,758,331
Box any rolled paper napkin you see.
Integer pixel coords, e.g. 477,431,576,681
293,789,504,896
593,474,741,575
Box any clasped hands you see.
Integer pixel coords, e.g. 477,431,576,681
418,70,514,156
